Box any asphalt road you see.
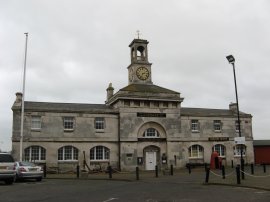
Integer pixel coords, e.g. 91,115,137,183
0,178,270,202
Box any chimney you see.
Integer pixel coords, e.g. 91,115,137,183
229,102,238,113
106,83,114,102
15,92,23,103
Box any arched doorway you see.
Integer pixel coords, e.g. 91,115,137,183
143,145,160,170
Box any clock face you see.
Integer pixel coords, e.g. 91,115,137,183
136,67,149,80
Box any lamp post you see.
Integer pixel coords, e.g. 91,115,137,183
19,33,29,161
226,55,244,179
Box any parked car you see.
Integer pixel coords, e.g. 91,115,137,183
15,161,43,181
0,153,16,185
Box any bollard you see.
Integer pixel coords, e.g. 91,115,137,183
187,164,191,174
236,165,241,184
231,160,234,168
170,165,173,176
241,158,245,180
251,164,254,175
155,165,158,178
263,164,266,173
136,167,139,180
108,166,112,179
221,165,225,179
205,168,210,183
76,165,80,178
43,164,47,178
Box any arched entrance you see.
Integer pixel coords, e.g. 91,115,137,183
143,145,160,170
137,122,167,170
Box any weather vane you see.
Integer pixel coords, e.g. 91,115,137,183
136,30,141,39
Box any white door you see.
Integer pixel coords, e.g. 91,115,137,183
146,151,156,170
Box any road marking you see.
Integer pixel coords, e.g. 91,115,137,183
103,198,118,202
255,191,268,194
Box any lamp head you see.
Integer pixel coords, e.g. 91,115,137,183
226,55,235,64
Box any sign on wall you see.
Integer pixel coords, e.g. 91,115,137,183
234,137,246,144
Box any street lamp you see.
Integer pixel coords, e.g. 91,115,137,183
226,55,244,179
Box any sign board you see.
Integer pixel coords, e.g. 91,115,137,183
208,137,229,141
234,137,246,145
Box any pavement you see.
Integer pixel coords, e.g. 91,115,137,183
45,165,270,191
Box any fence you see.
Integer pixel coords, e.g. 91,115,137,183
204,164,270,190
43,164,270,190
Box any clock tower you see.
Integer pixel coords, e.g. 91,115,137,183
127,38,153,84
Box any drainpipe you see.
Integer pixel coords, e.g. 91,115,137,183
118,114,121,171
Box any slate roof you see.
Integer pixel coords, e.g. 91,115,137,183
106,83,182,105
181,107,251,117
13,101,116,114
12,100,251,118
120,84,179,94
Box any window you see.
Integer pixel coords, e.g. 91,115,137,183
191,120,199,132
31,116,41,130
24,146,46,161
234,144,246,156
235,120,241,132
64,117,74,130
58,146,78,161
213,144,226,157
124,100,130,106
90,146,110,161
163,102,168,107
189,145,204,158
152,101,159,107
133,101,140,107
144,101,150,107
171,102,177,108
143,128,159,138
95,117,105,130
213,120,222,132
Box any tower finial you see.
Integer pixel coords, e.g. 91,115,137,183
136,30,141,39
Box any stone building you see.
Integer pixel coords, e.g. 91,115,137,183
11,38,254,172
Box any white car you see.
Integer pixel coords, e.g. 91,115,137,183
0,153,16,185
15,161,43,181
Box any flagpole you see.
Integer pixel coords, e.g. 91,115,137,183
19,33,28,161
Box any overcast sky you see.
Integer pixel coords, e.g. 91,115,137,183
1,0,270,151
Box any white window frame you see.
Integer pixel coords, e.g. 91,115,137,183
58,146,78,161
24,146,46,161
213,144,226,157
213,120,222,132
143,128,160,138
31,116,41,130
189,145,204,159
63,117,75,131
191,120,199,132
90,146,110,161
235,120,241,132
95,117,105,130
234,144,246,156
